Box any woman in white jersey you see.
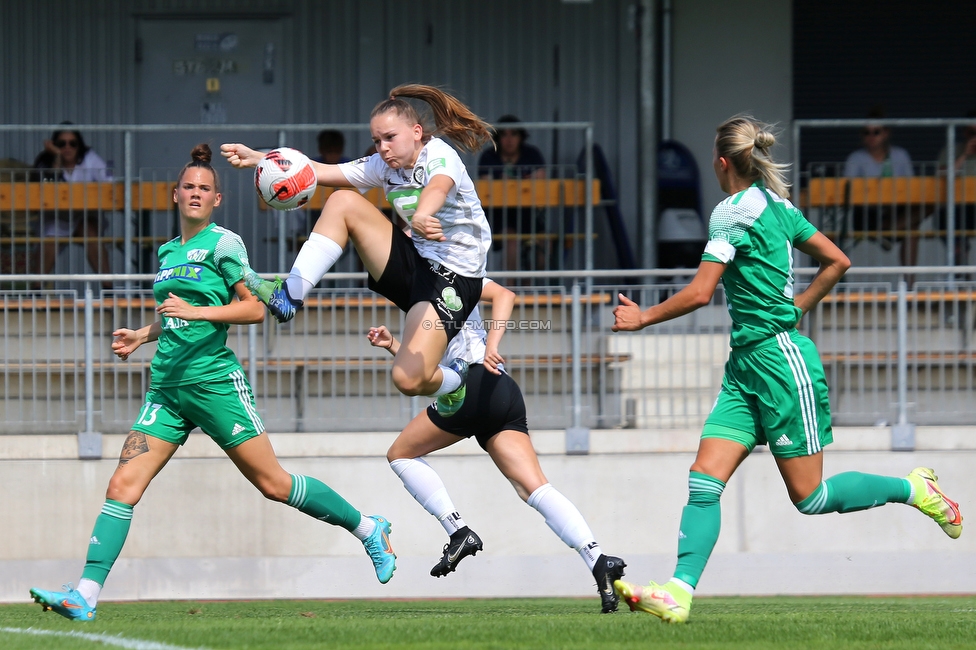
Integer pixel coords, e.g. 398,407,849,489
29,145,397,623
610,116,962,624
369,279,628,614
222,84,492,417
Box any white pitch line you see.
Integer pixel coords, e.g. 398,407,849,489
0,626,209,650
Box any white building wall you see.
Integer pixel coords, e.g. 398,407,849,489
2,429,973,602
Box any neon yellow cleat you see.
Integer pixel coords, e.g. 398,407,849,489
907,467,963,539
613,579,691,624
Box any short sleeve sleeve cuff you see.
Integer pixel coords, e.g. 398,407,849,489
703,240,736,264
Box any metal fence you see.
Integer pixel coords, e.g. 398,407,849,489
0,122,600,285
3,268,974,448
793,118,976,272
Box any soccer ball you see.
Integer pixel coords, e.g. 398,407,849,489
254,147,317,210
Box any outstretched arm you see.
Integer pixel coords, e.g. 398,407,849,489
612,261,726,331
220,143,352,187
794,232,851,315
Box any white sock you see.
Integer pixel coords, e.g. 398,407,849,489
429,366,462,397
76,578,101,608
670,577,695,597
351,514,377,541
286,232,343,300
527,483,599,570
390,457,466,534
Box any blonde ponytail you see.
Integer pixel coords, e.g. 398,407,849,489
716,116,791,198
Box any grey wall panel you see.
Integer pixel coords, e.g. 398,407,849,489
1,0,640,265
672,0,793,214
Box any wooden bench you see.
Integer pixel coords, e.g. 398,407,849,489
801,177,976,206
0,181,175,211
800,177,976,250
1,351,633,428
0,292,613,311
0,181,177,275
820,289,976,304
820,351,976,366
259,179,601,211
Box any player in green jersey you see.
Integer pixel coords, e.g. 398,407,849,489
610,116,963,624
30,145,396,623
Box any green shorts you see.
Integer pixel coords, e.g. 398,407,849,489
130,369,264,449
702,330,833,458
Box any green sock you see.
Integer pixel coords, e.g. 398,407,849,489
673,471,725,589
80,500,133,586
287,474,362,531
796,471,912,514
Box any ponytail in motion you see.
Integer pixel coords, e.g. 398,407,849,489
715,116,790,198
371,84,493,153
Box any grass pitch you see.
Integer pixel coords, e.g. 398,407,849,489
2,596,975,649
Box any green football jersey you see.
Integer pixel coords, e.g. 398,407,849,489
149,223,249,386
701,182,817,348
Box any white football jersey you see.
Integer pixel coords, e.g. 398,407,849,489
443,278,505,370
338,137,490,277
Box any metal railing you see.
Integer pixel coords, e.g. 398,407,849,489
793,118,976,271
0,122,598,282
3,268,974,455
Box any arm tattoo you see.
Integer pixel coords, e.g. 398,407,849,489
118,431,150,466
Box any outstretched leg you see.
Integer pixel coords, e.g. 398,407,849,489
225,432,396,584
780,453,962,538
244,190,394,321
30,431,178,621
486,430,627,613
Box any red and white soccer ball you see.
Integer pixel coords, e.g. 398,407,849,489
254,147,317,210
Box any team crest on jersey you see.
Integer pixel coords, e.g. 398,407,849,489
186,249,208,262
439,287,463,313
413,166,425,185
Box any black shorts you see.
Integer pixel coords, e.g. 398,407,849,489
368,226,483,342
426,364,529,450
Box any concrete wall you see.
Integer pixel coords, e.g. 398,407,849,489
671,0,793,214
2,427,973,603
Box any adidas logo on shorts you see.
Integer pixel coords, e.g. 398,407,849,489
231,423,246,436
774,434,791,447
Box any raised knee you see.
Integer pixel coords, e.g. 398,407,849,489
391,366,425,396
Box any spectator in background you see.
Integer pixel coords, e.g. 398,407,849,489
312,129,352,165
843,109,920,269
938,113,976,176
33,122,113,288
478,115,547,274
936,111,976,266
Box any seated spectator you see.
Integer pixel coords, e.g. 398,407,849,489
33,122,113,288
478,115,548,273
938,112,976,176
843,108,921,269
312,129,351,164
936,112,976,266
